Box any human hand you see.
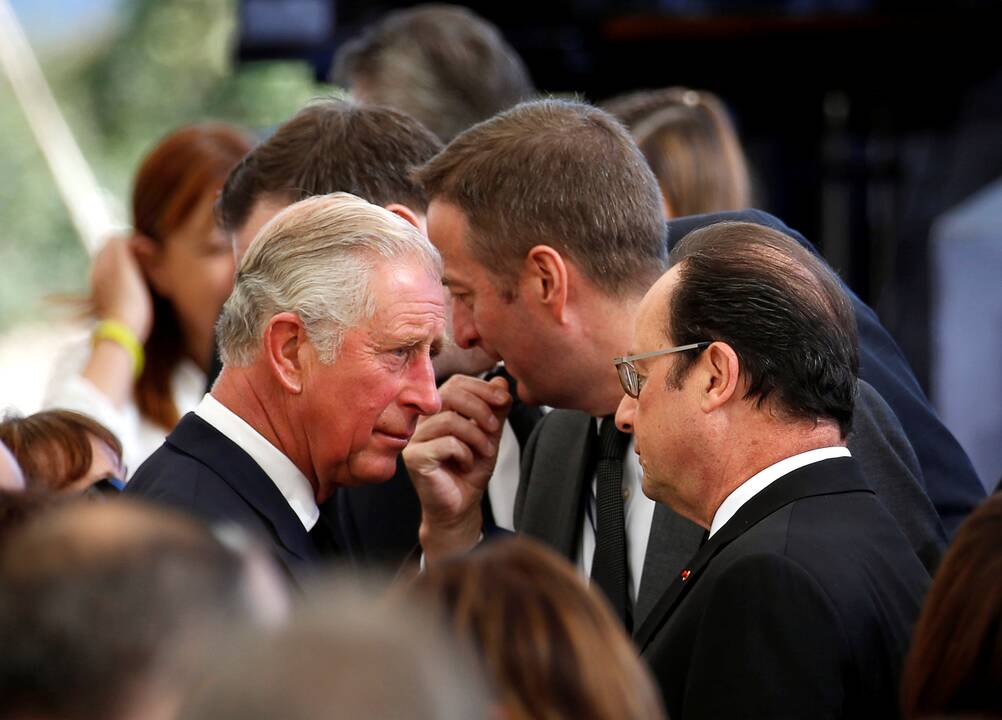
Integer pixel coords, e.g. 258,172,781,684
404,374,511,561
90,234,153,342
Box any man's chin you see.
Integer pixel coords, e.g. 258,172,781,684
342,450,401,486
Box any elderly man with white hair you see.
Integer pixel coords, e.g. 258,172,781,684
128,193,446,583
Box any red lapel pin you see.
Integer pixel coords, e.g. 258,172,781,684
680,569,691,582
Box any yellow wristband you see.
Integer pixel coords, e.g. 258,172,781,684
93,319,145,380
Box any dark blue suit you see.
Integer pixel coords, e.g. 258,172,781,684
666,210,986,534
127,413,335,585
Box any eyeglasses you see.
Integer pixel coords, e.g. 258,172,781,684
613,342,710,398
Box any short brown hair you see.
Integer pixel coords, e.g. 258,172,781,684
416,99,667,297
901,494,1002,718
218,99,442,233
667,222,859,436
331,4,535,142
603,87,752,217
412,537,666,720
0,410,123,493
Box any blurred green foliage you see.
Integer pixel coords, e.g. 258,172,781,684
0,0,330,331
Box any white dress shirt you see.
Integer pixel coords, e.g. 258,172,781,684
708,446,852,538
195,393,319,531
577,417,656,605
487,420,520,531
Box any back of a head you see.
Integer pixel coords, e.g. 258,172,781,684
218,99,442,235
603,87,751,217
416,98,667,298
180,581,488,720
216,192,441,368
901,494,1002,719
0,498,286,720
668,221,859,437
0,442,24,492
413,537,666,720
332,4,535,142
0,409,122,494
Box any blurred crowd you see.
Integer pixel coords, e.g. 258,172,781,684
1,4,999,720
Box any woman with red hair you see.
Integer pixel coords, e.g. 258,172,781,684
46,123,254,476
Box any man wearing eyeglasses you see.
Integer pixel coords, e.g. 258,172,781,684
615,221,929,718
405,99,943,633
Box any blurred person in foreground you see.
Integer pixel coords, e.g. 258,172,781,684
127,193,446,583
602,86,752,219
331,4,535,143
615,222,929,718
0,498,288,720
45,123,254,477
180,581,488,720
413,536,666,720
0,442,24,492
901,493,1002,719
0,409,125,496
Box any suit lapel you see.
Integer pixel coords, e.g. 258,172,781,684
634,503,705,633
516,411,596,560
634,457,872,650
167,414,318,563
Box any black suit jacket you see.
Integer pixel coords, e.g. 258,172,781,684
514,379,944,636
126,413,328,585
666,209,985,534
636,457,929,720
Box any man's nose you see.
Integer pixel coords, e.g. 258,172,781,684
615,394,636,434
451,298,480,350
402,353,443,416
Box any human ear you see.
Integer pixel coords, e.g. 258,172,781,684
130,233,166,293
385,203,423,232
525,245,568,322
263,312,306,394
700,342,740,412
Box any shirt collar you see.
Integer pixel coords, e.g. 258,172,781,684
708,446,851,538
194,394,320,531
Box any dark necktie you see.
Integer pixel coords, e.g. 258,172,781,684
590,416,633,631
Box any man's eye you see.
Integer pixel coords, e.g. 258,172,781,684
453,293,474,310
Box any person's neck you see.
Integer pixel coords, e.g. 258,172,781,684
181,322,213,374
576,290,643,418
211,366,321,499
694,415,845,527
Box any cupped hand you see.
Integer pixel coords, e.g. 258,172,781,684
404,374,511,561
90,233,153,341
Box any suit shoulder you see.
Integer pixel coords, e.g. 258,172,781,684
127,442,227,510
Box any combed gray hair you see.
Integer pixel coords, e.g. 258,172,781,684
217,192,442,367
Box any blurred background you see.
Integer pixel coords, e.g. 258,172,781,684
2,0,1000,482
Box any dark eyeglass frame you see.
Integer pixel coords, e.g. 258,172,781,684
83,476,126,500
613,341,711,398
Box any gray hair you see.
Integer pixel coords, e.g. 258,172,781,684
331,4,535,142
217,193,442,367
